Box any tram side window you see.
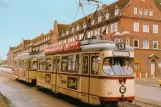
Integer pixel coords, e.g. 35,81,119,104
38,59,43,70
61,56,68,72
82,56,88,74
28,61,31,70
32,61,37,70
68,55,79,73
61,55,79,73
53,58,60,72
43,58,51,71
91,56,99,75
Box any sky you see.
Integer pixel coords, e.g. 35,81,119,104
0,0,116,60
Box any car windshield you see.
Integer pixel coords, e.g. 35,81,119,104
103,57,134,75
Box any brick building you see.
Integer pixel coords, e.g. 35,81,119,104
52,0,161,77
7,0,161,77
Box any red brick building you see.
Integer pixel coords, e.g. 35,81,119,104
52,0,161,77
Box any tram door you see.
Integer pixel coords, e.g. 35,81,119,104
80,54,90,103
26,60,31,82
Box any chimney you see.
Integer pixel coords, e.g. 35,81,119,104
102,4,107,9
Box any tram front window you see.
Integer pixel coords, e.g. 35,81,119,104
103,57,134,75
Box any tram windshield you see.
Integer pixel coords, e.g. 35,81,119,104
103,57,134,75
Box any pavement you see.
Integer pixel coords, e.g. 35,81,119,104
0,75,75,107
135,77,160,87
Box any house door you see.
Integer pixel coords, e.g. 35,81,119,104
151,60,155,76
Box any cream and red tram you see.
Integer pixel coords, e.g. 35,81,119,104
13,52,44,83
36,39,134,106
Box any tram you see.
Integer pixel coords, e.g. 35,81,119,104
13,52,44,83
35,39,135,106
13,39,134,106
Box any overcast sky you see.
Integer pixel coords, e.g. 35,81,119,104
0,0,116,60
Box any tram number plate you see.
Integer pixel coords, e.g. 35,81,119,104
107,92,113,95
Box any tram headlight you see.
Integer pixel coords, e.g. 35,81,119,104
119,86,126,94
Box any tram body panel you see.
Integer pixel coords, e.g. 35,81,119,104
56,74,80,99
51,73,57,92
19,69,26,81
36,71,53,89
80,76,89,103
26,70,37,83
98,78,134,101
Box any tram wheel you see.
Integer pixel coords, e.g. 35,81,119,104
101,101,118,107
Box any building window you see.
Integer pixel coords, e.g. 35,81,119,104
106,13,109,19
91,20,94,25
95,29,98,36
153,24,158,33
126,38,130,46
87,31,91,38
90,30,93,37
143,24,149,32
144,9,148,16
153,41,158,49
106,26,108,34
143,40,149,49
134,22,139,32
98,28,100,36
134,7,137,14
115,6,119,16
98,16,102,22
139,8,142,15
79,34,83,40
149,9,153,16
114,22,118,32
134,63,139,70
110,24,114,33
133,40,139,48
77,25,79,31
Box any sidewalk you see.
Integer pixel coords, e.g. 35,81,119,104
0,75,75,107
135,77,160,87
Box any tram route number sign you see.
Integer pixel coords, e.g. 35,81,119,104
67,77,78,90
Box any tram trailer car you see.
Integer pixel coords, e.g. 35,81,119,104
13,53,44,84
34,39,135,107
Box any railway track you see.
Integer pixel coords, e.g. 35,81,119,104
0,68,161,107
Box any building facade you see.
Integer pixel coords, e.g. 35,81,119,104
7,0,161,77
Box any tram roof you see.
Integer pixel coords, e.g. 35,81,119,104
14,52,45,60
80,39,134,51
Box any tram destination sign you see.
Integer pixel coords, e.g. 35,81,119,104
113,51,130,57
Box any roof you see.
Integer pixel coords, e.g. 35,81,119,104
57,0,130,37
10,47,15,51
154,0,161,11
24,40,31,45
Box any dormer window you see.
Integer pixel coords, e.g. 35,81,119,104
83,21,87,28
66,30,69,35
77,24,79,31
106,11,109,19
91,19,94,25
114,5,119,16
72,27,75,33
98,16,102,22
